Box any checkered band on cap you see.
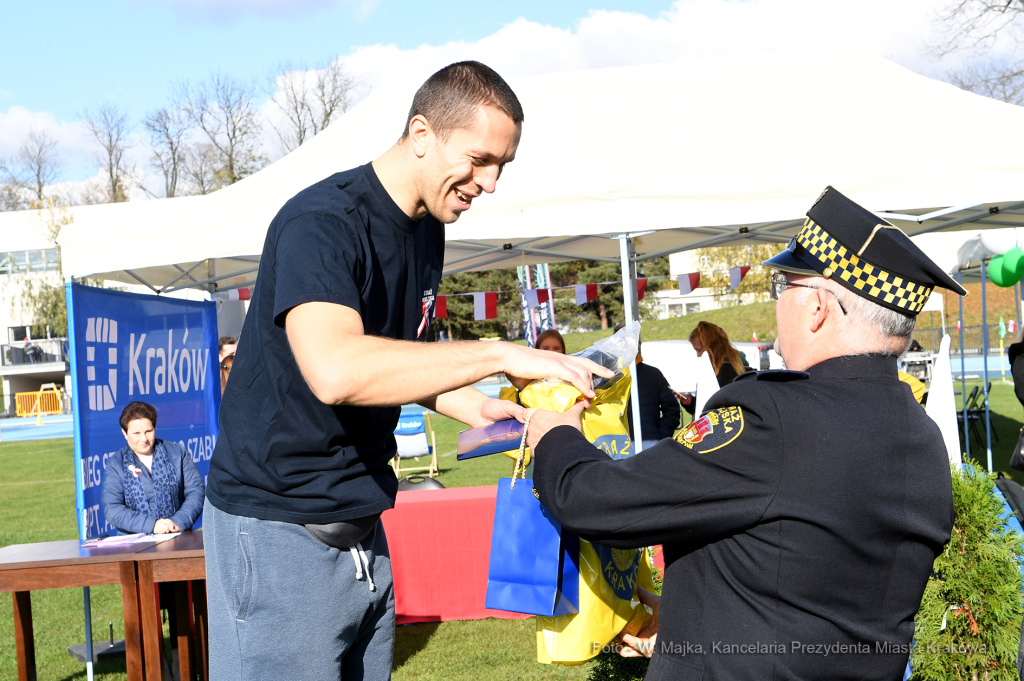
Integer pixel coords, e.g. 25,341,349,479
795,218,932,314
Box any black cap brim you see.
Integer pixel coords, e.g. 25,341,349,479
762,243,820,277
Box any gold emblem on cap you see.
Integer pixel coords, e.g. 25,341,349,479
823,267,834,277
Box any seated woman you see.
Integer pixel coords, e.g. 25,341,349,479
680,321,751,412
102,401,205,536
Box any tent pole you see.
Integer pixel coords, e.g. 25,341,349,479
84,587,94,681
981,259,992,472
1017,281,1022,340
619,236,644,453
958,271,969,461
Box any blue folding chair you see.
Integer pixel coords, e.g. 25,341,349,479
392,411,439,479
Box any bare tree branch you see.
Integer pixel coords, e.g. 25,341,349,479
180,143,222,196
82,104,134,203
266,59,356,153
931,0,1024,57
949,56,1024,104
178,73,265,185
143,105,190,198
17,129,59,201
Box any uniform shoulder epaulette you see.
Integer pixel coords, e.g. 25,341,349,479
752,370,809,382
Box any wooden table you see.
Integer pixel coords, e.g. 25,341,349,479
135,531,208,681
0,538,162,681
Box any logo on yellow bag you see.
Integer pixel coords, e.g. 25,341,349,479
675,406,744,454
593,545,641,599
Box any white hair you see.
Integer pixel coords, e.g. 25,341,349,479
818,278,916,356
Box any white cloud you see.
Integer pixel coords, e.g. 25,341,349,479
336,0,978,93
0,106,93,168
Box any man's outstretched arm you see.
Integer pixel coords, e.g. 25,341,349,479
285,302,612,412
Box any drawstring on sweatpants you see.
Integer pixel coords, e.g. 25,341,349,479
349,543,376,592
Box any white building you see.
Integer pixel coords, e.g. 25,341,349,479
0,211,68,416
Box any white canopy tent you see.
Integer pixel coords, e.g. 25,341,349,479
0,47,1015,293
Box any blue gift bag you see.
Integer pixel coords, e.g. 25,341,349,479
486,478,580,617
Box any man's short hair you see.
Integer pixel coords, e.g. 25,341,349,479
403,61,524,142
218,336,236,351
821,279,916,355
120,401,157,431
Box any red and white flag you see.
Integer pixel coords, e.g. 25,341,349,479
1010,319,1018,334
729,266,751,290
523,288,551,308
474,292,498,320
677,273,701,295
575,284,599,306
433,295,447,319
957,318,962,332
214,288,251,302
636,278,648,301
752,332,758,342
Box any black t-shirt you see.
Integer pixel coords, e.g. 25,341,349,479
206,164,445,524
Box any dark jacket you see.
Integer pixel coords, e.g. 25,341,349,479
682,359,752,415
534,355,952,681
102,439,206,535
1010,341,1024,407
626,361,682,441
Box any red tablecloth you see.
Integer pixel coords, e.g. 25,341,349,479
381,485,529,625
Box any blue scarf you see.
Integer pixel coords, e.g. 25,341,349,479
121,440,179,522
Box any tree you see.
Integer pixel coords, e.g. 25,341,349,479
180,143,224,196
932,0,1024,104
0,129,60,209
82,104,134,203
267,59,356,153
143,105,190,198
913,464,1023,679
179,73,267,187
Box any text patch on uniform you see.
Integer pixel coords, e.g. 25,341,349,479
675,406,744,454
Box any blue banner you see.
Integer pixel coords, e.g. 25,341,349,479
66,283,220,541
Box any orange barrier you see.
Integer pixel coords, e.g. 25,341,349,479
15,388,63,418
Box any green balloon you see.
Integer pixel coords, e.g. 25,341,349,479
1005,246,1024,280
990,255,1012,287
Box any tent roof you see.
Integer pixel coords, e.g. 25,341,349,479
5,48,1022,291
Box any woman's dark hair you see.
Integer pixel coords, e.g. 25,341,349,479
536,329,566,354
120,401,157,431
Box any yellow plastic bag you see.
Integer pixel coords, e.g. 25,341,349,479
497,368,635,468
537,544,655,664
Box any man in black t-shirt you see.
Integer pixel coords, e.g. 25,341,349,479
203,62,611,681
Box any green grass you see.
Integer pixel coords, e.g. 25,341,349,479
3,378,1022,680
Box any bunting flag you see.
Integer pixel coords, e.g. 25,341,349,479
636,278,648,301
575,283,599,305
474,292,498,320
677,273,701,295
214,288,251,301
957,318,961,333
523,288,551,308
433,295,447,319
752,332,758,342
1011,320,1018,335
729,266,751,290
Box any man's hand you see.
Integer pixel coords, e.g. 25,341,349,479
502,345,612,400
620,587,660,658
153,518,180,534
478,397,527,425
525,401,587,451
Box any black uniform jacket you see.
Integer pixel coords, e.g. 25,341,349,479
533,354,954,681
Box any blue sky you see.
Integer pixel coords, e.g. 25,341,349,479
1,0,673,123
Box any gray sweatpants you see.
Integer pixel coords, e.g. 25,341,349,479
203,499,395,681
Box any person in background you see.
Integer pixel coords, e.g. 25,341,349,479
614,323,681,448
536,329,566,354
102,401,206,536
220,353,234,396
218,335,236,363
679,320,751,412
1010,333,1024,409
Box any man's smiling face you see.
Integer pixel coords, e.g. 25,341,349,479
419,104,521,224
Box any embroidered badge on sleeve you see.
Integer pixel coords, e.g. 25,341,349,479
674,405,744,454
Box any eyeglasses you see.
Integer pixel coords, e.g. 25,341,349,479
769,272,848,315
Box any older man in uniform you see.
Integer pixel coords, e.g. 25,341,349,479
526,187,967,680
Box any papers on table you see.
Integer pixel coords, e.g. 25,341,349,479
82,532,181,547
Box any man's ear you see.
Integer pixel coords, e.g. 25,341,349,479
407,115,433,159
808,287,830,333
